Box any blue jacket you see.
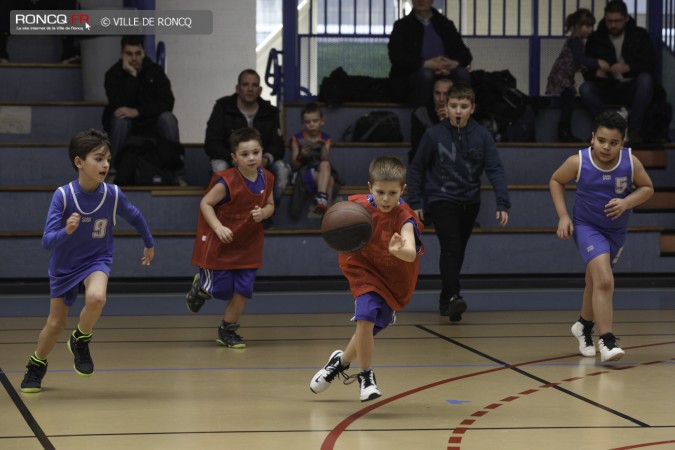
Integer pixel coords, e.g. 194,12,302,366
407,118,510,211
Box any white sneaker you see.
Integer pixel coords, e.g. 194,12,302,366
599,335,625,362
570,321,596,357
357,369,381,402
310,350,349,394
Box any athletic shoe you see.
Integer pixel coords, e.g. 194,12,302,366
599,334,625,362
313,196,328,215
186,273,210,313
216,323,246,348
68,332,94,376
310,350,350,394
570,321,596,357
20,357,47,393
448,294,467,323
357,369,381,402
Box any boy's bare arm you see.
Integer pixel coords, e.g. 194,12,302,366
625,155,654,208
550,155,579,240
320,140,330,161
389,221,417,262
200,183,233,243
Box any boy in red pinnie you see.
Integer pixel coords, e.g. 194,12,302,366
309,156,424,401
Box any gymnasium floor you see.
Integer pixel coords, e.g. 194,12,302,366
1,288,674,450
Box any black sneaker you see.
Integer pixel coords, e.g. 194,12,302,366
186,273,210,313
439,299,450,316
448,294,467,322
20,357,48,393
309,350,350,394
357,369,381,402
68,332,94,376
216,323,246,348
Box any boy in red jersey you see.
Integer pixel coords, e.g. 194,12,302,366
186,128,275,347
309,156,424,401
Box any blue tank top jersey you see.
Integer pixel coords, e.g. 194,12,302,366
43,181,154,296
573,147,633,232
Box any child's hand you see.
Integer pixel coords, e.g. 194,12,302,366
251,205,265,222
215,225,234,243
556,216,573,240
300,145,314,158
141,247,154,266
65,212,81,235
388,232,406,255
605,198,628,220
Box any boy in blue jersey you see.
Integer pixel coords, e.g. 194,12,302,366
20,129,155,393
550,111,653,362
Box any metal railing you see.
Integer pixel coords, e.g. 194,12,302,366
280,0,669,102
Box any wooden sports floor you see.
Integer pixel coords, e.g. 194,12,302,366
1,288,674,450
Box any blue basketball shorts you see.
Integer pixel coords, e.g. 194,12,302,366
199,268,257,300
352,292,396,336
573,223,626,266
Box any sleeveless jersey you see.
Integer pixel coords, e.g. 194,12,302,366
192,167,274,270
573,146,633,232
290,131,331,165
338,194,424,311
43,181,154,297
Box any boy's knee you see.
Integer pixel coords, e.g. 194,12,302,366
86,292,107,309
45,317,67,334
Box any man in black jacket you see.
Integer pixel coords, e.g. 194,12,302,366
579,0,655,144
205,69,289,206
388,0,472,106
102,35,180,176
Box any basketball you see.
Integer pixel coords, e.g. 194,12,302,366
320,201,373,253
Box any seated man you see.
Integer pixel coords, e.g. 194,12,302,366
102,35,183,183
204,69,289,207
388,0,472,107
579,0,655,144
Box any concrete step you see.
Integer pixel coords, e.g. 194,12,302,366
0,64,83,101
0,102,104,142
2,226,673,280
2,185,673,233
5,36,63,63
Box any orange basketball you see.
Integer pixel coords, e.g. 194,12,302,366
320,201,373,253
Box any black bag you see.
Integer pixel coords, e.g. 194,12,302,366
641,85,672,143
318,67,393,105
343,111,404,142
115,136,184,186
471,69,535,142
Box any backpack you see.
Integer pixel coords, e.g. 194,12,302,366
318,67,393,106
115,136,185,186
471,69,535,142
342,111,404,142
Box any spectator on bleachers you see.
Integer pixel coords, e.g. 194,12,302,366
546,8,608,142
289,103,339,217
409,77,453,163
579,0,655,144
407,84,510,322
102,35,183,183
387,0,472,107
205,69,289,207
1,0,80,63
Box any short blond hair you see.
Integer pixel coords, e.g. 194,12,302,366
368,156,406,186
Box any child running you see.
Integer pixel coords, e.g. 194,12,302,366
186,127,275,348
550,111,653,362
309,156,424,401
20,129,155,393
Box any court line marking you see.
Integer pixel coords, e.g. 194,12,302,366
320,331,675,450
0,368,55,450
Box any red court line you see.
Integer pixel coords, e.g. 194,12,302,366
610,441,675,449
320,340,675,450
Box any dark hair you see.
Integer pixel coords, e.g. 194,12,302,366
69,129,111,171
368,156,406,186
230,127,262,151
594,111,627,136
300,102,323,119
237,69,259,85
446,83,475,104
605,0,628,16
121,35,144,50
566,8,596,33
